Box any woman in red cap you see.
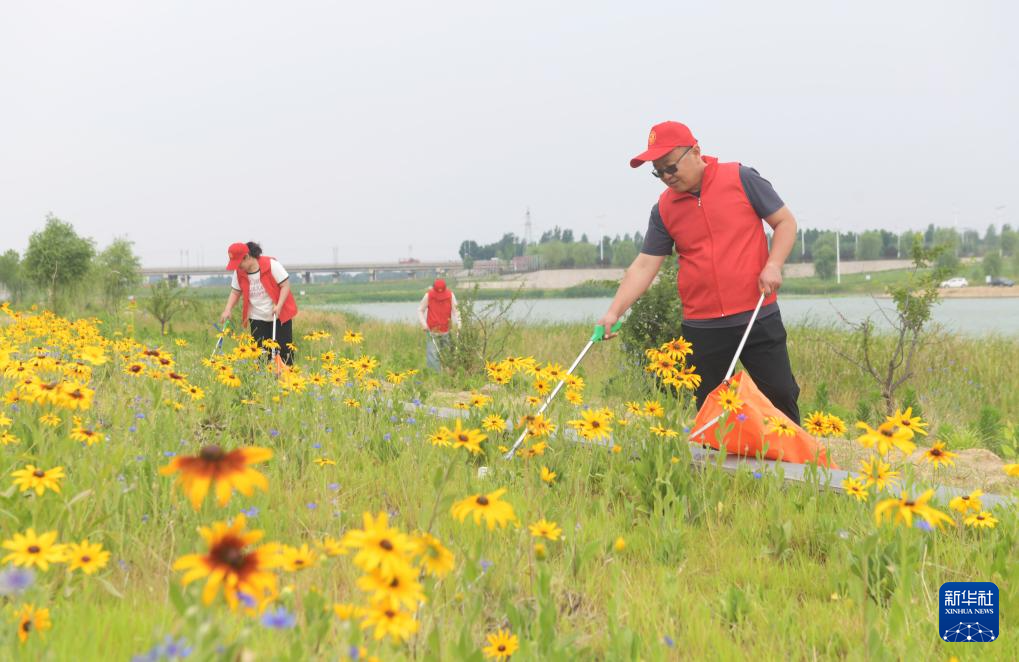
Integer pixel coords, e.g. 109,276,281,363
417,278,459,371
220,241,299,364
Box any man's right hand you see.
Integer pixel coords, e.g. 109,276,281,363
219,311,231,326
595,312,621,339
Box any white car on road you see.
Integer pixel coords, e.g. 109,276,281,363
939,277,969,288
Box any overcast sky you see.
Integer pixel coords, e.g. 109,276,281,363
2,1,1016,267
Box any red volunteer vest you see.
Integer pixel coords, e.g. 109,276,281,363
426,288,453,332
658,156,777,319
236,256,298,325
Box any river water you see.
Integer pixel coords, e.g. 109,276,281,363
316,296,1019,335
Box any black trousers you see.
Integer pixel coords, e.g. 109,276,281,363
249,319,295,365
681,311,800,424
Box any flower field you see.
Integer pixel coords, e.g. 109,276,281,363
0,302,1017,660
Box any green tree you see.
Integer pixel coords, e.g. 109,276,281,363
858,231,883,260
0,250,27,302
96,238,143,312
983,251,1003,279
619,260,683,368
143,280,197,335
611,241,639,267
22,215,95,311
1001,224,1017,257
814,245,837,280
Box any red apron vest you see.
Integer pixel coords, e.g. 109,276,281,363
426,288,453,332
658,156,777,319
236,256,298,325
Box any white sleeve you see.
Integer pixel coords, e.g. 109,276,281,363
230,271,240,290
418,293,429,328
270,259,289,283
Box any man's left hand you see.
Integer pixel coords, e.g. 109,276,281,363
758,263,783,296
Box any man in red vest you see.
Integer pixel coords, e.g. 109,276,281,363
597,121,801,423
418,278,460,371
219,241,299,365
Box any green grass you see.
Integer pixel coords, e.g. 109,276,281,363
1,306,1017,659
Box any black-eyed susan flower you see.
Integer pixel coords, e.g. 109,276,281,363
10,465,64,496
525,414,555,438
840,476,869,502
859,456,900,492
13,604,51,644
159,445,272,510
824,414,847,436
613,537,626,551
625,401,643,416
804,411,829,436
64,539,111,575
922,441,959,468
69,420,102,446
38,414,61,427
874,489,953,529
356,563,425,610
949,489,983,514
314,457,336,467
964,511,998,529
172,514,281,609
342,330,364,344
540,466,557,484
451,488,516,530
482,628,519,660
341,512,415,579
360,603,419,643
885,407,928,438
482,415,506,433
1005,463,1019,477
528,519,562,541
649,425,679,438
1,529,65,571
449,419,487,455
568,408,613,442
855,421,915,456
279,544,317,571
643,401,665,418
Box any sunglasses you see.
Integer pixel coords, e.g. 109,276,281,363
651,146,694,179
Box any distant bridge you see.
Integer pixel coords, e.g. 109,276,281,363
141,261,466,284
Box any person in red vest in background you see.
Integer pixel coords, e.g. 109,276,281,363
418,278,460,371
596,121,801,423
219,241,299,365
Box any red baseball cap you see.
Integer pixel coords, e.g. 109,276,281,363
433,278,446,291
226,242,248,270
629,121,697,168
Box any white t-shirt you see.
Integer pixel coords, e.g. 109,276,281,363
231,259,289,322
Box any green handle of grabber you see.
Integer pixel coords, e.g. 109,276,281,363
590,320,623,342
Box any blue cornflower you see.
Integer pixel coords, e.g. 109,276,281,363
752,471,763,479
328,483,340,491
269,429,280,437
312,443,322,449
129,425,137,433
242,507,259,518
915,520,934,532
163,451,175,457
260,606,297,629
349,645,362,660
383,433,392,441
736,413,747,422
411,397,421,406
390,416,398,422
406,417,416,424
0,568,35,596
237,591,257,608
135,412,146,419
159,636,193,658
664,635,675,647
307,502,318,510
480,559,493,572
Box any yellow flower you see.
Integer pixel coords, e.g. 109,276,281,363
858,455,900,492
765,416,796,437
341,512,415,579
824,414,848,436
482,415,506,432
1003,463,1019,477
76,345,108,365
343,330,364,344
525,395,542,406
451,488,517,530
568,408,613,441
38,414,61,427
279,544,317,571
855,421,915,457
649,425,678,438
949,489,983,514
357,563,425,610
841,476,869,502
360,603,419,643
564,389,584,405
13,604,51,644
428,428,452,448
643,401,664,417
319,537,345,557
2,529,65,570
963,511,998,529
344,398,361,408
532,378,551,396
65,539,111,574
0,431,19,446
874,490,953,529
717,387,743,413
470,392,492,409
333,603,363,620
885,407,928,438
69,421,103,446
625,401,643,416
482,628,519,659
159,445,272,510
804,411,829,436
659,336,693,360
525,414,555,438
172,515,280,609
611,444,622,454
449,419,487,455
922,441,958,468
314,457,336,467
533,542,547,560
11,465,65,496
540,466,557,484
528,519,562,541
613,537,626,551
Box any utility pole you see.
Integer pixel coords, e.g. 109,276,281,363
524,207,533,245
800,226,805,258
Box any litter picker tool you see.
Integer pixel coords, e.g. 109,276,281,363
503,319,622,460
211,319,231,358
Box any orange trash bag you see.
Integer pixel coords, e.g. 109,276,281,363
689,371,837,468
